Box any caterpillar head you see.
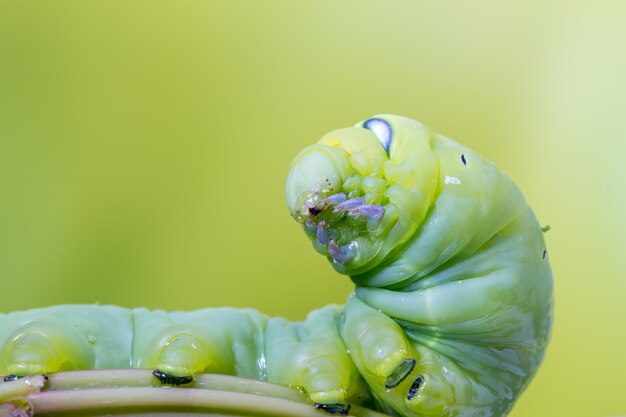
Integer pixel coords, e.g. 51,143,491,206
286,115,438,276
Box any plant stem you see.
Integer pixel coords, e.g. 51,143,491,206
31,387,331,416
0,375,46,402
45,369,307,404
0,370,391,417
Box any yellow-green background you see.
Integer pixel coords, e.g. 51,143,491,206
1,1,624,416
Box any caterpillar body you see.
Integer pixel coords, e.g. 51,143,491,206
0,115,553,417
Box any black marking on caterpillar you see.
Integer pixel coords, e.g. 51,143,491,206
385,358,416,389
407,376,424,401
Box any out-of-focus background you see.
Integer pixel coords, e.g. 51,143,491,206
1,1,624,416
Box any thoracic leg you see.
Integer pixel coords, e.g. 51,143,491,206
342,295,433,416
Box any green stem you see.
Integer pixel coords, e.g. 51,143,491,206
0,374,46,402
45,369,307,404
31,387,331,416
0,370,390,417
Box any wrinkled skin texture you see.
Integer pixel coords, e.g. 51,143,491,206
0,115,552,417
0,306,370,411
286,115,552,417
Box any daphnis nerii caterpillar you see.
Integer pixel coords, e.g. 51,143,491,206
0,115,553,417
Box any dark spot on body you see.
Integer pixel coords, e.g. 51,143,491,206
3,375,19,382
407,376,424,400
460,154,467,165
308,206,322,216
385,358,416,388
542,250,547,260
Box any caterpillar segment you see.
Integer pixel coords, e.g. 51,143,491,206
286,115,553,417
0,306,374,414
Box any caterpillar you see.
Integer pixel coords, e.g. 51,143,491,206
0,115,552,417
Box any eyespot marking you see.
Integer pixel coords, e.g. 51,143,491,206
3,374,19,382
407,375,424,400
542,250,547,260
363,118,392,155
460,154,467,165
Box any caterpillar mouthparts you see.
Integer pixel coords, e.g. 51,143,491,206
296,190,385,265
285,136,402,274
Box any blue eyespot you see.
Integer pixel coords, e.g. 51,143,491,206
363,118,392,155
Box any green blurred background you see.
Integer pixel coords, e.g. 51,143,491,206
1,1,624,416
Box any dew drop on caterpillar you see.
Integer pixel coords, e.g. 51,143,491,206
0,115,552,417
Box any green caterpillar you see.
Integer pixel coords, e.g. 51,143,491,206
0,115,552,417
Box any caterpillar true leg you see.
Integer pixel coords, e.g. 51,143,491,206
341,296,465,416
342,296,458,416
342,295,424,416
